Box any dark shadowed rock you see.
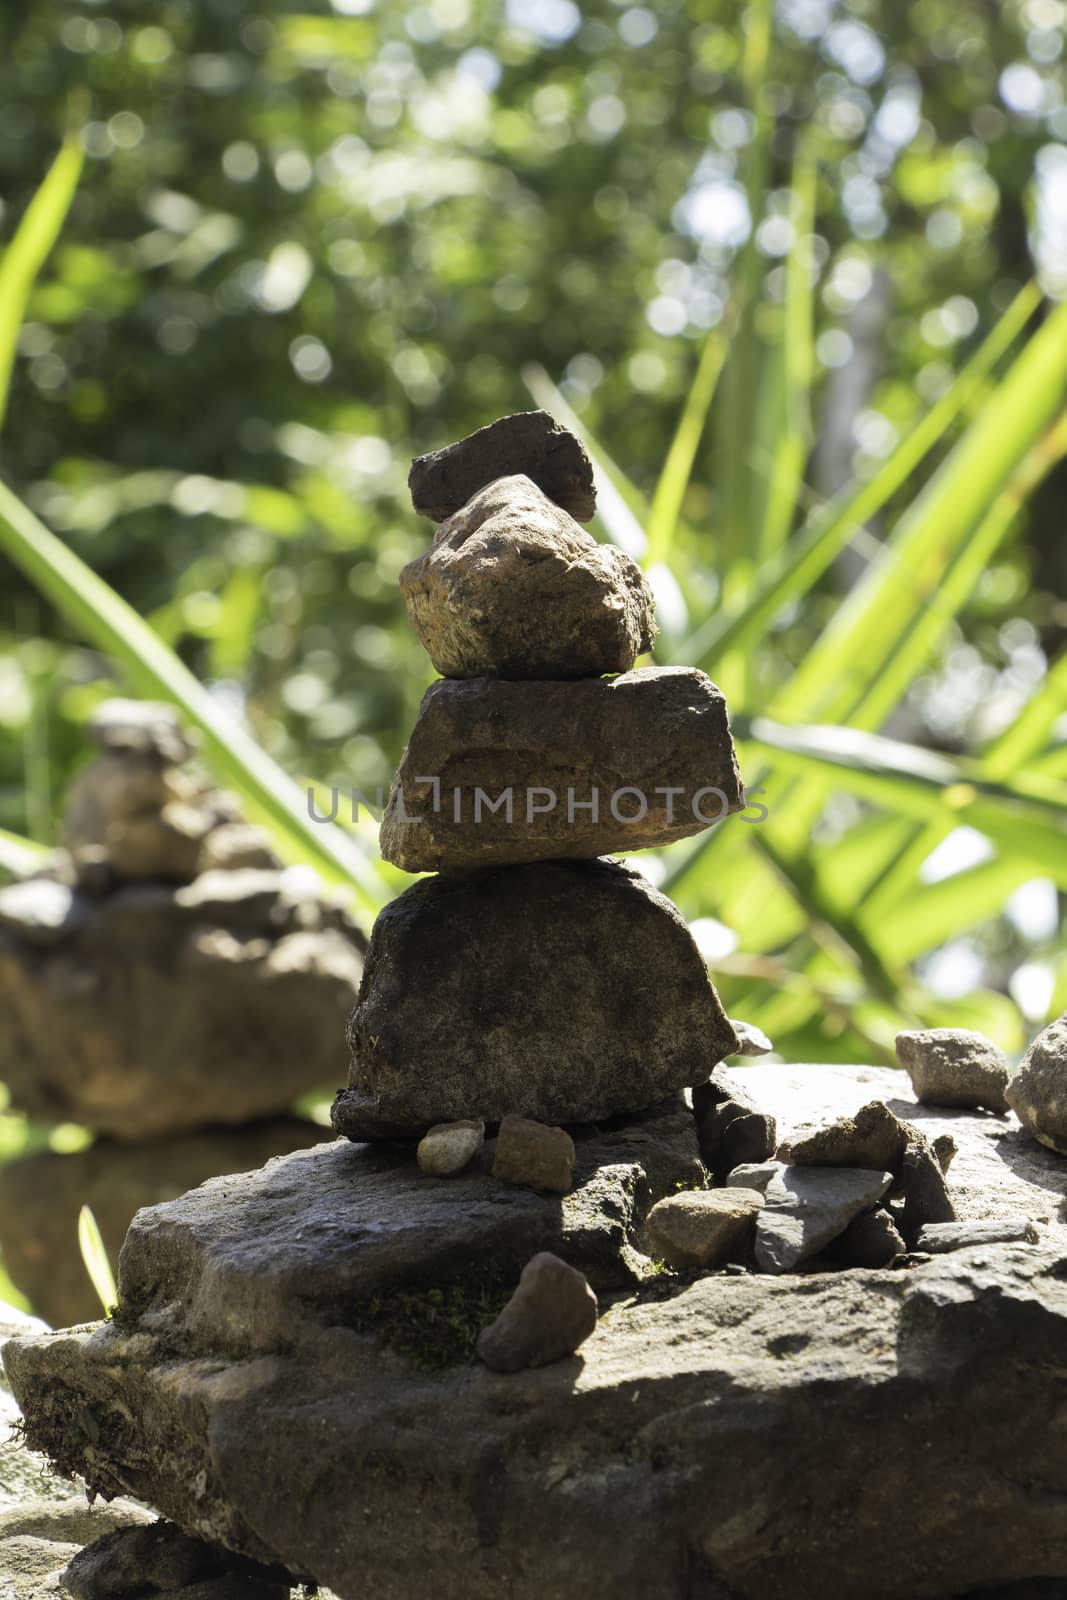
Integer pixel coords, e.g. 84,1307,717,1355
400,476,652,681
380,666,743,872
60,1520,288,1599
692,1067,777,1179
754,1165,893,1273
825,1207,905,1268
0,1118,327,1328
0,872,363,1140
336,859,738,1136
896,1028,1011,1113
493,1116,575,1193
1006,1012,1067,1155
780,1099,910,1173
646,1187,764,1271
476,1252,598,1373
408,410,597,523
898,1138,957,1246
915,1220,1039,1253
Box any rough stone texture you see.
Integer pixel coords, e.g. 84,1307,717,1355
1006,1012,1067,1155
727,1019,774,1057
492,1116,575,1193
197,824,280,874
915,1220,1040,1253
896,1028,1012,1113
779,1099,910,1173
337,859,738,1137
6,1066,1067,1600
933,1132,958,1173
724,1161,781,1193
416,1120,484,1178
898,1137,957,1246
0,1119,327,1328
754,1165,893,1273
0,1532,82,1597
400,477,651,682
84,699,195,763
475,1252,598,1373
408,411,597,524
60,1520,289,1599
0,868,364,1140
645,1188,764,1272
691,1068,776,1179
380,667,742,872
825,1208,906,1268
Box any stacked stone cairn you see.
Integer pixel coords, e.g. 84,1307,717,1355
0,700,364,1325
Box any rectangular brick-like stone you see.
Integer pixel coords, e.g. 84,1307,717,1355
379,665,744,873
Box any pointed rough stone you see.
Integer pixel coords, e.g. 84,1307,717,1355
380,666,743,872
692,1067,777,1179
400,475,652,680
409,410,596,523
335,858,738,1138
779,1099,910,1173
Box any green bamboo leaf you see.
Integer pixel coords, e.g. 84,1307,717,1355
0,825,49,879
773,296,1067,724
0,132,84,428
77,1203,117,1314
521,363,648,556
872,857,1037,964
644,322,730,568
742,717,1067,887
983,646,1067,781
683,282,1041,672
756,148,816,557
0,478,387,910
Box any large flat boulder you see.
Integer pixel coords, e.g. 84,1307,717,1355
399,475,652,680
337,858,738,1136
379,667,743,872
0,1118,327,1328
5,1065,1067,1599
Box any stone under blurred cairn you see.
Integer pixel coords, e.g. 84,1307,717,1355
0,699,363,1322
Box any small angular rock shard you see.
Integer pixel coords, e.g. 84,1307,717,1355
646,1187,764,1272
754,1165,894,1273
416,1119,485,1178
728,1019,774,1057
475,1251,598,1372
1006,1011,1067,1155
915,1219,1039,1254
337,858,739,1137
400,475,653,680
493,1114,575,1193
409,410,597,523
896,1028,1012,1113
381,666,744,873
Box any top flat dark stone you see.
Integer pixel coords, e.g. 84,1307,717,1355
408,411,597,523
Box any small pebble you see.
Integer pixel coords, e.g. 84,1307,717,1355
896,1028,1011,1113
476,1252,597,1373
493,1114,574,1193
417,1119,485,1178
646,1187,765,1272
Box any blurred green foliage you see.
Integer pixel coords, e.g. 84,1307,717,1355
0,0,1065,1089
